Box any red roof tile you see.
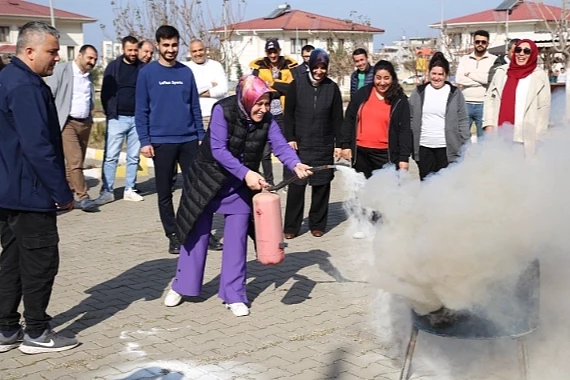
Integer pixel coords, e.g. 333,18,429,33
0,44,15,53
213,9,383,33
430,1,565,26
0,0,95,21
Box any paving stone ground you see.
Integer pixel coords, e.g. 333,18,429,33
0,165,522,380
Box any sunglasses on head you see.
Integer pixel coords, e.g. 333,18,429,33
515,47,532,55
474,40,488,45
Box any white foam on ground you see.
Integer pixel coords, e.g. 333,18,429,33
108,360,265,380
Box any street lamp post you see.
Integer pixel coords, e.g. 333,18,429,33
49,0,55,27
440,0,446,56
222,0,229,75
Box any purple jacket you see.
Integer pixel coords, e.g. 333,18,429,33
209,104,300,180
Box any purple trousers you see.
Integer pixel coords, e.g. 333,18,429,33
172,210,250,304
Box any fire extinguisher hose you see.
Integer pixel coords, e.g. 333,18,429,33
267,163,351,192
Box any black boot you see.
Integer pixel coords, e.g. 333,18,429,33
168,233,181,254
208,234,223,251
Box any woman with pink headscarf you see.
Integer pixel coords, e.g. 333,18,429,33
165,75,312,316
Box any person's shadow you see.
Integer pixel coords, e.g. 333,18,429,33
193,249,361,306
52,251,360,335
51,258,177,336
295,201,348,237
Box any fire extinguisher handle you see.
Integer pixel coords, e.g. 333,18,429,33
267,174,299,192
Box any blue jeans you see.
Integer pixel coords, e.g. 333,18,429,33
101,116,140,192
466,102,484,137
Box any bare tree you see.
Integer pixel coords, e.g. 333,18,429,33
325,11,374,87
438,26,468,76
537,0,570,116
102,0,246,63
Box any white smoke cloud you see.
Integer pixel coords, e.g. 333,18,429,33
340,91,570,379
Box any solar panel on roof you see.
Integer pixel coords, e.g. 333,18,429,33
495,0,520,11
264,4,292,20
264,8,284,19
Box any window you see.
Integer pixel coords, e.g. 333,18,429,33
326,38,333,50
290,38,308,54
447,33,462,48
0,26,10,43
67,46,75,61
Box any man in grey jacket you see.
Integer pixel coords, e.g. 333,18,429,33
46,45,98,212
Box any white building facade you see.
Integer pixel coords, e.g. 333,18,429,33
430,0,564,57
0,0,95,59
210,5,383,93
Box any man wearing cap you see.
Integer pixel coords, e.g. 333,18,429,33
249,39,297,187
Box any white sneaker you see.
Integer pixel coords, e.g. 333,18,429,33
124,189,144,202
225,302,250,317
164,289,182,307
352,231,366,239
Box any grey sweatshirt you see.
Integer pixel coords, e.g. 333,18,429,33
409,82,471,163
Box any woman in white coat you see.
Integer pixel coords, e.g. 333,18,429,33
483,39,550,155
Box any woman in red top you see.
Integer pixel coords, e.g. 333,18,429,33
340,60,412,178
339,60,412,237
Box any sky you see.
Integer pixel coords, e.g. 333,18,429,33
32,0,561,49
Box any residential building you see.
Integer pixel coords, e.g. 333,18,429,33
100,40,123,66
429,0,565,57
0,0,95,59
377,36,437,80
209,4,384,93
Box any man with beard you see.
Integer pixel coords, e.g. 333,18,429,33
138,40,154,63
46,44,99,212
135,25,205,255
96,36,146,205
456,30,497,139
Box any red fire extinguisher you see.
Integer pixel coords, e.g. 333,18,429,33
253,190,286,265
252,164,345,265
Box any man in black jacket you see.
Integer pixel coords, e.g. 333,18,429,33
0,21,79,354
97,35,146,205
291,44,314,80
350,48,374,98
487,38,520,85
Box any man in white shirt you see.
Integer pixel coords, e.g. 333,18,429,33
46,45,98,211
456,30,497,138
184,39,228,129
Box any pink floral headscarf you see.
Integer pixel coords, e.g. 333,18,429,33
236,74,271,120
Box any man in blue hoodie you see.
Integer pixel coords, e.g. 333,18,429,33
0,21,79,354
136,25,205,254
